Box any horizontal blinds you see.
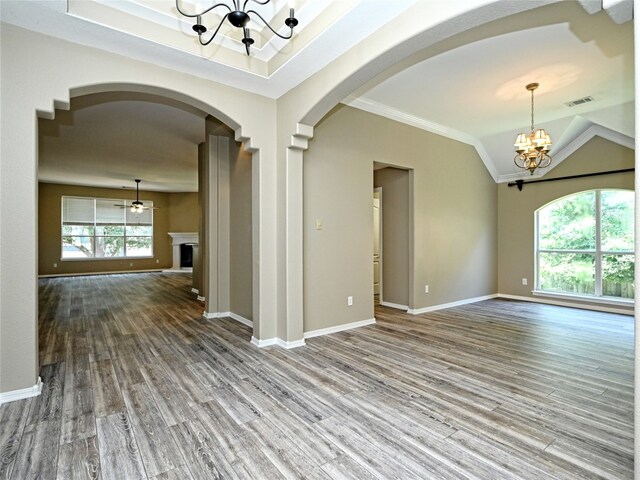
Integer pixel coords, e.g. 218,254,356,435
96,200,125,224
62,197,94,224
126,202,153,226
63,196,153,227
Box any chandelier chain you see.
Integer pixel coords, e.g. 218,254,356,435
530,87,535,132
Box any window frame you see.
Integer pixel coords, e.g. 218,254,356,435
534,189,634,303
61,195,154,261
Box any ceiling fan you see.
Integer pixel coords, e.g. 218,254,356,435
117,179,158,212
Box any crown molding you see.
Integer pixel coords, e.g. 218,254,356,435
343,96,500,182
497,123,635,183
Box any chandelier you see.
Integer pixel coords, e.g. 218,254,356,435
514,82,552,175
175,0,299,55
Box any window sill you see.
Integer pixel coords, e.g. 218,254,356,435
61,256,154,262
532,290,634,307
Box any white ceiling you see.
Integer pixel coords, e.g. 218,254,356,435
2,0,635,189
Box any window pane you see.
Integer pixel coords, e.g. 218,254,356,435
601,190,634,252
126,236,152,257
539,252,595,295
95,237,125,257
96,225,125,236
62,197,95,224
602,254,635,299
62,236,93,258
62,225,94,235
126,225,152,235
96,200,125,224
538,192,595,250
126,203,153,225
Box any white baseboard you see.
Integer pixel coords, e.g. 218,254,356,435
0,377,42,405
162,267,193,273
39,269,162,278
304,318,376,339
250,336,306,349
228,312,253,327
408,294,499,315
497,294,634,316
203,311,254,327
379,301,409,310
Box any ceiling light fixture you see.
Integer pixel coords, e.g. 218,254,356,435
175,0,299,56
514,82,552,175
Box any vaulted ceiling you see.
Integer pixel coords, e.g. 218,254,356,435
1,0,634,190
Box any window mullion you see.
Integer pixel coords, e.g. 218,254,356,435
595,190,602,297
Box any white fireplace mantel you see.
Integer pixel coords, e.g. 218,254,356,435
165,232,198,272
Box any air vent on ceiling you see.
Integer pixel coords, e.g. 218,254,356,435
564,96,595,107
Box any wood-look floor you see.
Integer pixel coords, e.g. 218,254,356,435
0,273,634,479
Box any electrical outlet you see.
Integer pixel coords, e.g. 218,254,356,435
315,219,322,230
347,296,353,306
129,262,134,267
156,259,160,264
522,278,528,286
53,263,57,268
425,285,429,293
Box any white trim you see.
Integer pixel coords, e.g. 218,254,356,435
162,267,193,273
202,311,253,327
39,269,162,278
531,290,634,308
497,124,635,183
250,336,306,349
304,318,376,339
344,97,500,182
251,336,277,348
498,293,633,316
379,301,409,311
407,294,499,314
228,312,253,328
0,377,43,405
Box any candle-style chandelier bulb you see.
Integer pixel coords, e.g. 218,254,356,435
513,82,553,175
176,0,299,56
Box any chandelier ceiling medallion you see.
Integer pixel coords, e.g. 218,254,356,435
513,82,553,175
175,0,299,55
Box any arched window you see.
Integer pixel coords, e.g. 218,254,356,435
536,189,634,301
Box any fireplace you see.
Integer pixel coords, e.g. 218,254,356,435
180,244,194,268
164,232,198,272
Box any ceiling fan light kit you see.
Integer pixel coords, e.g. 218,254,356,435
175,0,299,56
118,179,157,212
513,82,553,175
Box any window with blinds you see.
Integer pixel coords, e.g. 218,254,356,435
61,196,153,259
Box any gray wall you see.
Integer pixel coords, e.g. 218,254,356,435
303,105,498,332
497,136,634,312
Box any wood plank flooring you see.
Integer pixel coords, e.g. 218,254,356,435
0,272,634,479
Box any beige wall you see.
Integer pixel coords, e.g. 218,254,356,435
304,106,498,332
38,183,198,276
374,167,410,307
168,193,199,232
230,142,253,321
497,136,634,313
198,117,253,321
